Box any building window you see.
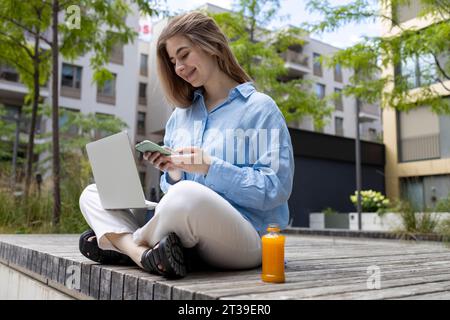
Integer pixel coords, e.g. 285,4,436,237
397,53,440,89
97,74,116,105
137,111,146,136
138,82,147,105
94,113,115,139
335,116,344,136
61,63,82,99
60,108,80,137
313,53,322,77
315,83,326,99
334,63,343,82
109,33,124,65
0,64,19,82
334,88,343,111
140,53,148,76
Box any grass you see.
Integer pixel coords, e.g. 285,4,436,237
0,153,91,234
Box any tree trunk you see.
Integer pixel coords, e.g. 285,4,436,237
51,0,61,226
24,34,40,198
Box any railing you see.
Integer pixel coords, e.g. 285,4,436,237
400,134,440,162
360,103,379,116
281,50,309,67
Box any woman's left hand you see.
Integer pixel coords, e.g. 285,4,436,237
169,146,211,175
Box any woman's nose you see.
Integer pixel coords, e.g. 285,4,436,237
175,61,185,74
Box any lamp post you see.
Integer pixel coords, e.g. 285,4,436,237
355,99,362,230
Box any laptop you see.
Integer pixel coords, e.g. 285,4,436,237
85,131,157,210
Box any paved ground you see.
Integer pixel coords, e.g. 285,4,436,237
1,233,450,299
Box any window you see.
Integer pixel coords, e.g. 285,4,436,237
61,63,82,99
137,112,146,135
397,53,440,89
59,108,79,137
368,128,377,140
140,54,148,76
334,63,343,82
61,64,81,89
138,82,147,105
335,116,344,136
109,33,124,65
94,113,115,139
315,83,326,99
313,53,322,77
97,74,116,105
0,64,19,82
334,88,343,111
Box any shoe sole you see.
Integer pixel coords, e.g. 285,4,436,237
159,233,187,278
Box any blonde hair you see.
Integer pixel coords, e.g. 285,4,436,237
157,12,252,107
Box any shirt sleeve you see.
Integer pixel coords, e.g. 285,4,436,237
160,111,185,194
204,105,295,211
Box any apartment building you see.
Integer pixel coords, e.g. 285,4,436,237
286,37,382,142
382,0,450,209
0,5,143,186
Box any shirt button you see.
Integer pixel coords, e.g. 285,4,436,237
210,184,215,189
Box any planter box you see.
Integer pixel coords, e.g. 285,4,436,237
349,212,402,232
349,212,450,232
310,213,349,229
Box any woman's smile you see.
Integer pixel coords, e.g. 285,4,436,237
186,68,197,82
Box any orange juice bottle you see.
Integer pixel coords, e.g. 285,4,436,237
261,223,285,283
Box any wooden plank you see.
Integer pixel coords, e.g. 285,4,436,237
81,263,92,297
123,274,138,300
137,278,154,300
221,273,450,300
89,264,101,299
99,268,112,300
110,270,124,300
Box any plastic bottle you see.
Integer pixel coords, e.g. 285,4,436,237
261,223,285,283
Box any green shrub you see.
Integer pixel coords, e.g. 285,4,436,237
390,200,439,234
350,190,390,213
436,193,450,212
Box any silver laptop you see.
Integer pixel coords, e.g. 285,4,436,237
85,131,157,210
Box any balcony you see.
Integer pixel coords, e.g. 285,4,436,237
0,65,19,82
281,49,310,76
359,103,380,122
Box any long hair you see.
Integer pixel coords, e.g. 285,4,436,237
157,12,252,107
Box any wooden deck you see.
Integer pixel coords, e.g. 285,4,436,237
1,233,450,300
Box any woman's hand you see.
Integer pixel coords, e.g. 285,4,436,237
143,147,183,182
169,146,211,176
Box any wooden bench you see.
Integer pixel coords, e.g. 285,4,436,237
1,233,450,299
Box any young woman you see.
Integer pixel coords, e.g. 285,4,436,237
79,12,294,279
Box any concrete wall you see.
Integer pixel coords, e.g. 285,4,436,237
0,263,73,300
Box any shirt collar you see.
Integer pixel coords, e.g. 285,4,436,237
192,81,255,103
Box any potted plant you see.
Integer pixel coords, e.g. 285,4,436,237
348,190,401,231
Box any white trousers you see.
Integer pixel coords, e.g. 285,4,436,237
79,180,262,270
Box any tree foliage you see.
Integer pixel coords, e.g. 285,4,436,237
304,0,450,114
208,0,333,127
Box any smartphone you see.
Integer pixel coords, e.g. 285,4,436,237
135,140,172,156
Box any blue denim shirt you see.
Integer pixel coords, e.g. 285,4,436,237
160,82,294,235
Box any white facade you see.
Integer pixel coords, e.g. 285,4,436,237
285,36,382,142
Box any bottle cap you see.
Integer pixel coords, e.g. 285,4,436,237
267,223,280,233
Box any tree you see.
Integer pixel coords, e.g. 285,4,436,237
208,0,333,127
0,0,52,197
303,0,450,114
1,0,160,226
